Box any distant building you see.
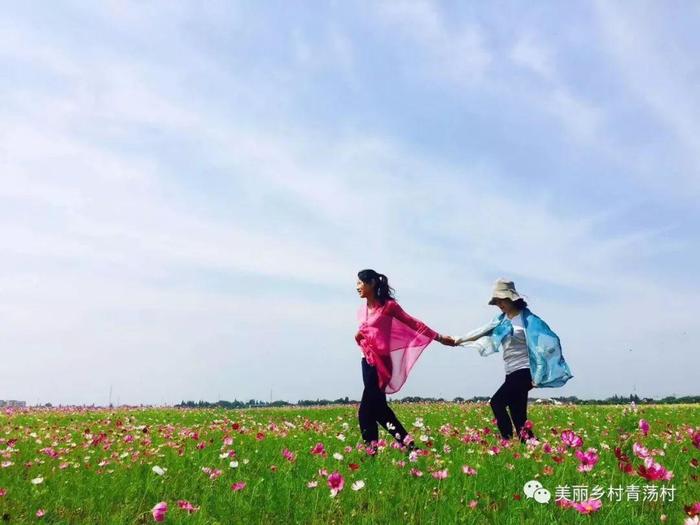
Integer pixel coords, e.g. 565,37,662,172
0,400,26,408
535,398,562,405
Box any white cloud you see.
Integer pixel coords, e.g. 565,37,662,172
510,35,555,81
375,0,491,86
594,1,700,189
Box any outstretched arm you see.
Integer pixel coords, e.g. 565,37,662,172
386,301,456,346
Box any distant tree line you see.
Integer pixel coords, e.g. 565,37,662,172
176,393,700,409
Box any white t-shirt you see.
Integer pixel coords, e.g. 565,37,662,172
503,313,530,374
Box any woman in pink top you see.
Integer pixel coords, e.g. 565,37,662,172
355,269,455,449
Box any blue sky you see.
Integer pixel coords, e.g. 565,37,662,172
1,1,698,405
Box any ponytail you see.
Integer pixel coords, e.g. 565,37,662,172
358,269,396,304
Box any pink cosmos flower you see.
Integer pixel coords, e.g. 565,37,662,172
36,509,46,518
311,442,326,456
327,471,344,497
177,500,199,514
124,434,134,443
151,502,167,522
684,517,700,525
461,465,477,476
231,482,246,491
575,448,599,472
432,469,448,480
282,448,296,462
561,430,583,448
692,430,700,450
684,502,700,517
639,419,650,436
223,437,233,446
468,500,478,509
556,497,573,509
201,467,222,480
633,442,650,459
572,499,602,514
0,488,6,497
637,457,673,481
410,468,423,477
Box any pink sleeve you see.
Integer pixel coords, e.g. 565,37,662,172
386,301,439,340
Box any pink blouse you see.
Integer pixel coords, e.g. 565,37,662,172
356,299,438,394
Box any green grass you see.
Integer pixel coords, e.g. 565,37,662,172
1,403,698,524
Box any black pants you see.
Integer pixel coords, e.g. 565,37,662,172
358,358,411,446
490,368,535,442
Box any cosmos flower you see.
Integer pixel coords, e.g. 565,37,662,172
151,502,167,522
575,448,599,472
311,443,326,456
327,471,344,497
684,502,700,517
639,419,650,436
692,430,700,450
637,458,673,481
461,465,477,476
572,499,603,514
431,469,448,480
152,466,166,476
231,482,246,491
561,430,583,448
351,480,365,491
633,442,650,459
177,500,199,514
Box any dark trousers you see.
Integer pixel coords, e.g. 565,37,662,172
358,358,411,446
490,368,535,442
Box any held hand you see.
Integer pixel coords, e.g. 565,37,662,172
355,331,364,344
438,335,457,347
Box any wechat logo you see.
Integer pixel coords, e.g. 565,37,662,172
524,480,551,504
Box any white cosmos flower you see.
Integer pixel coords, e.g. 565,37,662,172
333,453,344,461
351,480,366,491
229,461,239,468
336,433,346,442
31,477,44,485
152,466,166,476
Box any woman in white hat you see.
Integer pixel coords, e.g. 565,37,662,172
455,279,572,443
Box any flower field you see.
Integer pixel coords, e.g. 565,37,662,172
1,403,699,524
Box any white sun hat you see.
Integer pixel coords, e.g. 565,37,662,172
488,278,523,305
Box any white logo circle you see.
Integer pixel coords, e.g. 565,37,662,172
523,480,543,498
533,487,551,504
